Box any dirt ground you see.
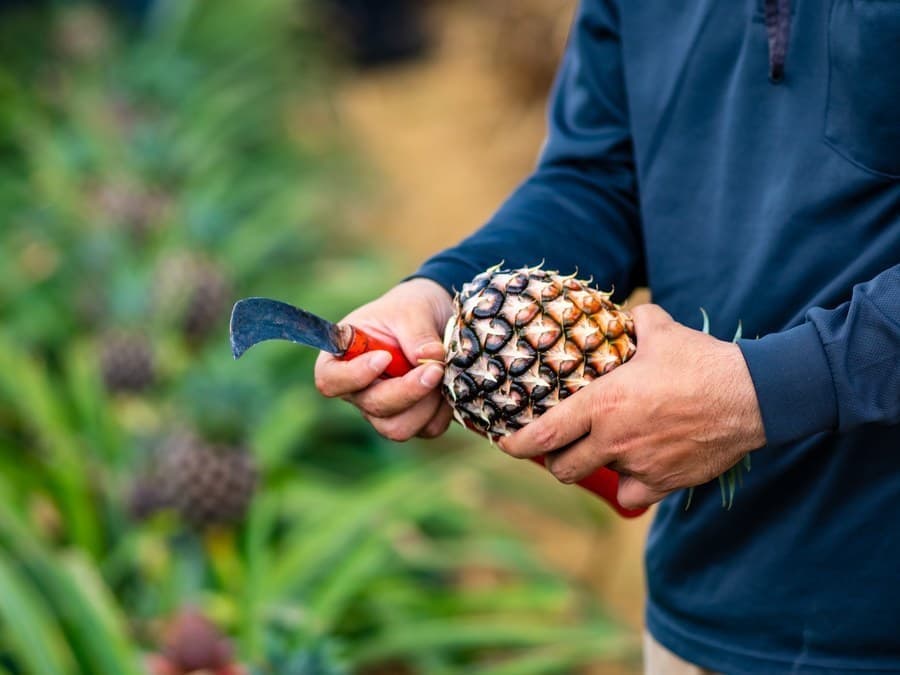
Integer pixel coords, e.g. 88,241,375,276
335,2,651,669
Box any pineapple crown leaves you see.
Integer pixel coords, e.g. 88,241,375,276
684,308,750,512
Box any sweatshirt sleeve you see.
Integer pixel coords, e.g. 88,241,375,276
738,264,900,447
413,0,644,300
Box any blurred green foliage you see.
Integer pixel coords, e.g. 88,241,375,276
0,1,636,673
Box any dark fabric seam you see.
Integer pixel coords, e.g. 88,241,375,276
764,0,791,82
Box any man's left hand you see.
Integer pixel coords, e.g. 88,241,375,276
498,304,767,511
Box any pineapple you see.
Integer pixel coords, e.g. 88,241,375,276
443,264,750,509
154,432,257,529
100,331,155,394
154,253,231,344
442,264,636,441
146,609,244,675
182,262,231,342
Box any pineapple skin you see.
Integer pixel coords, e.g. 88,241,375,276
442,265,636,441
155,433,257,529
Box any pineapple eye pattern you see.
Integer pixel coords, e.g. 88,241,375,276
442,265,636,442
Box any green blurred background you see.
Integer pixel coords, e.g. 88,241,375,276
0,1,646,672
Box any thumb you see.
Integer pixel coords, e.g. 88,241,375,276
371,278,451,366
629,303,673,329
629,303,674,345
401,318,446,363
395,302,450,366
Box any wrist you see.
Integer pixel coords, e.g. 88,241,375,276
723,341,767,451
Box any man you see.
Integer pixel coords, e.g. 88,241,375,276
315,1,900,672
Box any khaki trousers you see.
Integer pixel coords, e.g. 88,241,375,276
644,632,720,675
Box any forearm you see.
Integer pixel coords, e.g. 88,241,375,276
416,163,643,297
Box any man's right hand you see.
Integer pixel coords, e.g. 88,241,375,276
313,277,454,441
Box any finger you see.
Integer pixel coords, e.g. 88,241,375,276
417,402,453,439
543,437,615,484
350,363,445,418
617,475,669,510
392,307,447,365
314,350,393,398
497,388,594,459
366,391,445,442
629,303,674,338
413,338,446,364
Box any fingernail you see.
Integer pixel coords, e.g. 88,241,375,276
419,364,444,388
368,351,392,372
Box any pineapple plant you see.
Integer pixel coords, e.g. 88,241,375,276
151,432,257,529
442,264,636,440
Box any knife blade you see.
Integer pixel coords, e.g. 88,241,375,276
229,297,413,378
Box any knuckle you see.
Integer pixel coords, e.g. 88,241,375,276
606,436,630,465
629,304,649,321
550,462,580,485
623,450,647,474
314,372,336,398
361,397,390,419
530,424,560,453
375,418,413,443
595,386,624,419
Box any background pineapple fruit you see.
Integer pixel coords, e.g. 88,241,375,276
442,265,636,441
182,263,231,343
146,608,244,675
154,253,231,344
153,432,257,529
100,330,155,393
93,179,169,241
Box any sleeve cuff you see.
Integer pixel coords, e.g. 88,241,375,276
738,322,839,447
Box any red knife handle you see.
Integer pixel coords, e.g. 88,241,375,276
340,326,414,378
528,458,646,518
339,324,645,518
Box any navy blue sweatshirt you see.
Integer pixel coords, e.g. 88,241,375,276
416,1,900,672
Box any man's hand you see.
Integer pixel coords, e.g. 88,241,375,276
314,278,454,441
498,304,766,510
